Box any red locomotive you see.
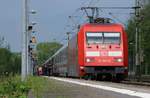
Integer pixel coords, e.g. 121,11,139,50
45,19,128,80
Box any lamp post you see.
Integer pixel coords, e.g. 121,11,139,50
22,0,29,81
129,42,135,80
22,0,37,80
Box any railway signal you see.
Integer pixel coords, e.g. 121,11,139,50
28,45,33,52
28,25,33,31
30,36,37,44
29,29,37,74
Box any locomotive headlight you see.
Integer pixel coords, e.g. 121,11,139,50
86,58,91,62
86,58,95,62
116,58,123,62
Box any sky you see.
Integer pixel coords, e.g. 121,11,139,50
0,0,135,52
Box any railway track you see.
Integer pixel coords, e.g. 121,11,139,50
121,80,150,86
121,75,150,86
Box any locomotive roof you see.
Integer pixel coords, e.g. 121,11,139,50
80,23,124,29
78,23,124,33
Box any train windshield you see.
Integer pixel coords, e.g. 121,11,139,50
86,33,103,44
86,32,120,44
104,33,120,44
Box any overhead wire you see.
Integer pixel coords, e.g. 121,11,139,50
108,12,126,25
69,0,100,22
62,1,89,43
88,0,94,7
92,0,132,26
64,0,132,33
64,0,94,32
87,0,101,7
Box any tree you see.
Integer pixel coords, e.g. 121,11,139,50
0,48,12,75
36,42,62,65
10,53,21,74
126,3,150,74
0,36,10,49
0,36,21,76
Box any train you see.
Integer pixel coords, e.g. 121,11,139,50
42,18,128,81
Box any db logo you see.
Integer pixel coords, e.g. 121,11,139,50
101,51,108,56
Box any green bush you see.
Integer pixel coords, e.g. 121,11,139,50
0,76,30,98
0,75,50,98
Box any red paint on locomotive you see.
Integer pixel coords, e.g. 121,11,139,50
77,23,128,78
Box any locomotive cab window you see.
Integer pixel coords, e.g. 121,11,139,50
86,32,121,44
104,33,120,44
86,33,103,44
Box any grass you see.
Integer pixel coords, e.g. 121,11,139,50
0,75,51,98
0,75,29,98
0,76,71,98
